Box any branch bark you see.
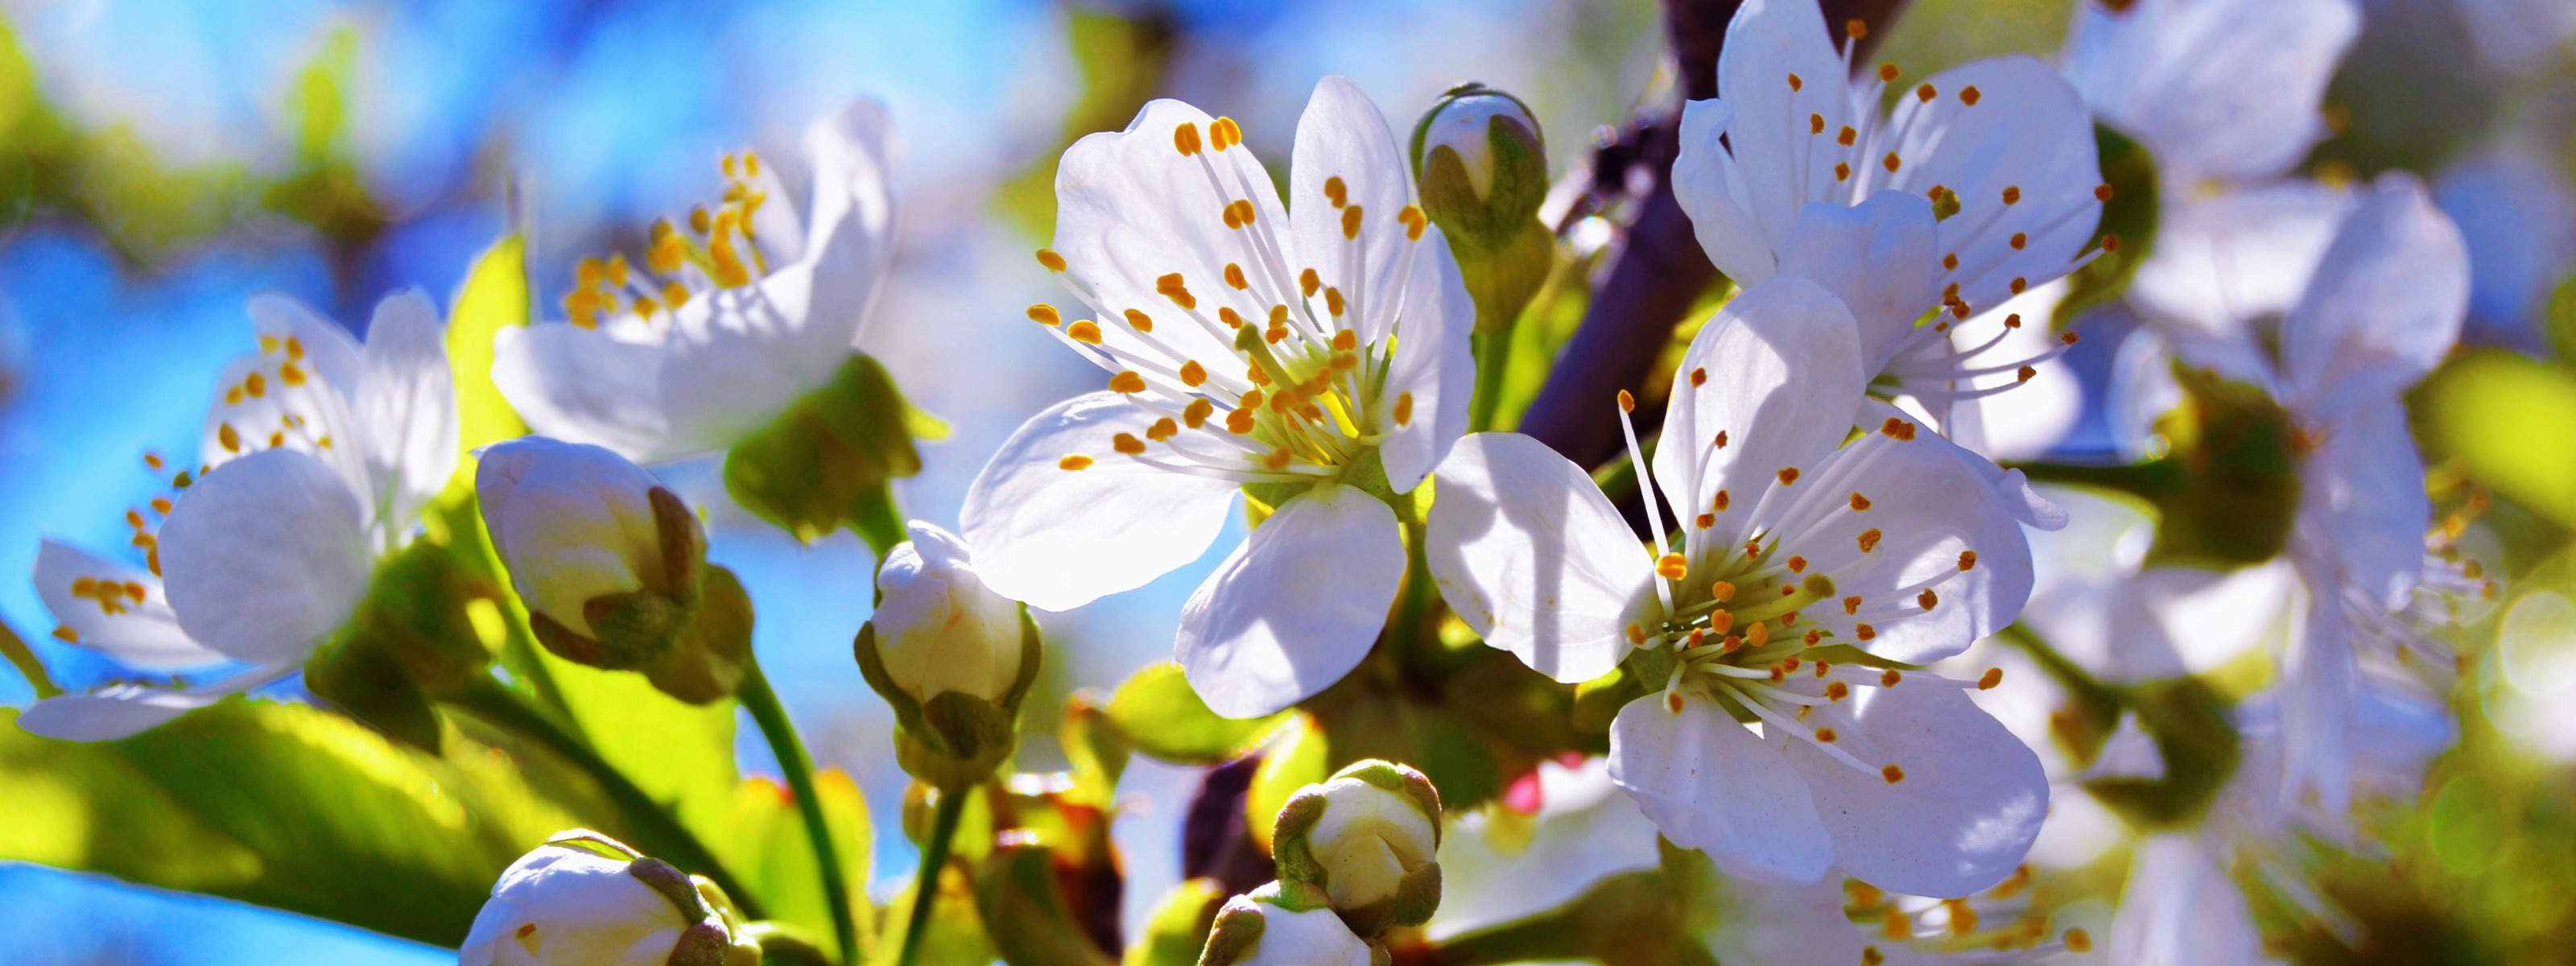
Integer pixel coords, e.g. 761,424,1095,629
1517,0,1907,470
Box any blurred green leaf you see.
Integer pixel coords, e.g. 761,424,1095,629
448,235,533,467
1244,714,1327,853
724,353,923,547
2418,348,2576,526
537,648,743,854
1106,662,1290,765
976,842,1119,966
1123,879,1226,966
0,701,578,946
732,770,877,960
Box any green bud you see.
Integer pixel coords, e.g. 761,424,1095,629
723,353,930,546
1269,760,1443,938
855,603,1045,791
1411,85,1554,343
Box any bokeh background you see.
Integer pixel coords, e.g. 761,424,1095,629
0,0,2571,962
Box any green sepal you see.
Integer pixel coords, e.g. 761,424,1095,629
974,841,1120,966
1269,761,1443,936
2142,365,2302,569
303,535,498,751
1195,896,1267,966
529,485,708,672
855,606,1045,791
1106,662,1292,764
1127,880,1228,966
2050,123,2158,329
724,353,926,543
1409,84,1549,259
646,564,754,705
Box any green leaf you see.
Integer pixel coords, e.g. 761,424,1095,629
448,234,532,464
1106,663,1290,765
0,701,580,946
538,649,743,859
730,770,877,960
1244,715,1327,853
2418,348,2576,526
1123,879,1228,966
975,843,1120,966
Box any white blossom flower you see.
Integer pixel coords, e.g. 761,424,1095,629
871,522,1025,704
1670,0,2106,432
476,437,677,642
962,76,1475,718
493,101,895,464
2434,141,2576,352
2062,0,2359,196
458,836,692,966
21,291,457,741
1426,278,2057,898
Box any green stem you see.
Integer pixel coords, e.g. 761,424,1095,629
498,598,576,722
0,617,63,700
2001,457,2182,502
895,786,968,966
852,481,907,564
1469,322,1516,432
446,678,766,920
739,662,860,966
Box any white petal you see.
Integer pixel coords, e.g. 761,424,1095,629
782,99,896,356
1653,277,1864,537
1715,0,1856,250
2298,399,2429,609
353,288,460,533
16,667,287,742
1893,56,2102,318
2062,0,2359,188
2107,835,2281,966
478,438,667,638
159,449,371,665
657,268,844,458
2281,173,2471,416
1378,223,1476,493
33,539,225,669
1427,758,1662,940
1792,431,2042,665
491,324,675,462
1236,899,1373,966
1775,192,1941,372
1784,679,2049,898
1290,76,1416,349
1424,432,1656,683
1174,484,1403,718
961,391,1240,612
2128,180,2355,357
1671,98,1777,285
1053,98,1280,368
2278,560,2356,819
1608,693,1834,884
1699,874,1869,966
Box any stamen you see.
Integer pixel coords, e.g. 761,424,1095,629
1174,122,1203,156
1058,455,1095,471
1036,249,1068,272
1978,667,2003,689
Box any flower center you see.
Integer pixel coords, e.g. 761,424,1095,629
1030,116,1432,489
565,151,774,329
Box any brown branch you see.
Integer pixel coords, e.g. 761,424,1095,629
1517,0,1906,470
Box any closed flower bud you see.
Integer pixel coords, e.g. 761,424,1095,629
477,438,704,672
460,830,759,966
1410,84,1547,254
872,522,1023,704
1270,761,1443,937
1198,887,1378,966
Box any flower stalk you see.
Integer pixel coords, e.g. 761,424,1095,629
738,660,860,966
895,786,968,966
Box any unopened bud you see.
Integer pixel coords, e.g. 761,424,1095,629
872,522,1023,704
478,438,704,671
1199,886,1378,966
459,830,760,966
1271,760,1443,937
1410,84,1551,339
1413,85,1544,211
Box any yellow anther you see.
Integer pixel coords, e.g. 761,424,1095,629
2001,185,2021,205
1858,529,1884,553
1225,407,1257,434
1398,204,1426,240
150,497,172,514
2102,233,2121,253
1341,204,1364,240
1945,899,1977,937
1960,85,1981,105
1787,72,1803,92
267,431,284,448
1882,151,1902,173
691,206,712,234
1325,287,1346,317
1918,588,1939,610
2063,928,2092,953
634,296,661,319
1695,513,1715,529
605,252,630,287
1028,304,1061,325
1827,681,1850,701
1617,389,1636,413
1835,162,1852,182
1877,63,1899,82
285,336,304,360
1713,489,1730,511
1265,326,1287,344
1709,581,1736,601
1393,391,1414,426
1183,398,1215,428
1036,248,1068,272
708,212,751,287
1714,431,1729,449
1943,253,1959,270
1979,667,2004,690
1211,117,1241,151
52,626,76,643
1849,492,1872,511
1174,122,1203,156
260,335,280,353
1625,623,1646,644
1157,272,1196,309
1838,126,1857,147
1816,727,1838,743
1689,366,1707,386
218,423,241,453
1880,418,1917,440
1916,83,1937,102
1324,176,1348,208
1810,113,1824,134
1113,433,1147,455
576,257,603,289
1224,263,1249,291
279,361,306,387
1746,621,1769,647
1300,269,1321,298
1264,449,1294,471
1124,308,1155,333
1657,554,1689,580
1786,555,1808,573
1777,467,1799,485
244,372,267,398
1959,550,1978,572
1148,418,1179,442
1881,764,1905,784
1108,371,1149,394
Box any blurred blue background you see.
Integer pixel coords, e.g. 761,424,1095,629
0,0,1664,960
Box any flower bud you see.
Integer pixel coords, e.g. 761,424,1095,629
1410,84,1548,255
1270,760,1443,937
477,438,704,673
460,830,760,966
1198,886,1380,966
871,522,1023,704
853,521,1042,791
